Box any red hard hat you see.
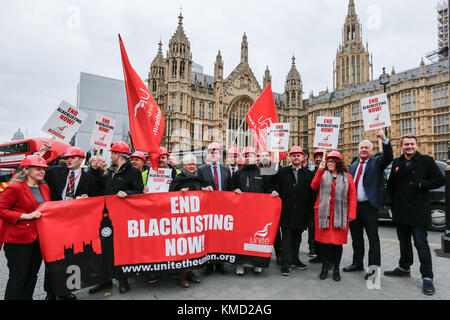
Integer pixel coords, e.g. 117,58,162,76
242,146,256,155
63,147,85,159
326,151,343,161
109,141,130,154
227,146,240,155
289,146,304,156
20,155,48,168
159,147,170,157
313,149,325,158
131,151,147,162
207,142,222,152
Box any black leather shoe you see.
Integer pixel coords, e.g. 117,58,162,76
384,267,411,278
88,281,113,294
364,270,376,280
333,269,341,281
319,268,328,280
119,279,130,293
343,264,364,272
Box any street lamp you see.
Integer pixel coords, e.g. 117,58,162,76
378,67,391,148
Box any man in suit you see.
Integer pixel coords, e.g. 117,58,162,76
343,128,393,279
197,142,231,275
226,146,240,178
384,135,445,296
38,145,102,300
40,145,102,201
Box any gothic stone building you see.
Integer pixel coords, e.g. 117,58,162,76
147,0,449,163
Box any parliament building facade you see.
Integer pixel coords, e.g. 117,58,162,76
147,0,449,162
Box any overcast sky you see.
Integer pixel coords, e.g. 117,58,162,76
0,0,439,143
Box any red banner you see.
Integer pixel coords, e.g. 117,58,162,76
119,34,164,171
36,191,281,268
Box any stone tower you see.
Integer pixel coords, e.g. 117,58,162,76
333,0,373,90
285,56,303,109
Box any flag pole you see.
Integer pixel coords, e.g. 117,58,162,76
231,116,247,147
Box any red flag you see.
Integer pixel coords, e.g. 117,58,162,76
245,83,286,160
119,34,165,171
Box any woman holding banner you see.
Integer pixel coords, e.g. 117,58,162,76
169,153,202,288
0,155,50,300
311,151,356,282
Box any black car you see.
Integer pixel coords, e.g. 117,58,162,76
378,161,447,232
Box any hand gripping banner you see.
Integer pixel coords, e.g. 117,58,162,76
36,191,281,295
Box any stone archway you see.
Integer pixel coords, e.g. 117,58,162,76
225,95,256,149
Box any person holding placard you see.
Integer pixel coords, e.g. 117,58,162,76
39,145,103,300
311,151,357,281
343,128,392,279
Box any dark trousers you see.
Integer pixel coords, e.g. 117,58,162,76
349,201,381,267
318,242,342,270
3,240,43,300
396,224,433,279
274,227,282,258
281,227,302,267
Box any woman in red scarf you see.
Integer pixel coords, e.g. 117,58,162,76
311,151,357,281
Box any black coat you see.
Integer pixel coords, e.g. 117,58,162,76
197,164,232,191
103,160,144,196
386,152,445,227
169,172,203,192
44,166,102,200
273,165,315,230
230,164,273,194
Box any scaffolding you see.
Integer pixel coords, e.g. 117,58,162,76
437,0,449,60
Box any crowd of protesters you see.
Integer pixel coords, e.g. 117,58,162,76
0,128,445,299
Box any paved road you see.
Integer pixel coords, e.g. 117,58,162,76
0,225,448,301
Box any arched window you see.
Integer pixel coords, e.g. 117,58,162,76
172,60,177,76
180,61,185,77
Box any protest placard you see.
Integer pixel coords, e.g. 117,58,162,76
267,123,290,152
42,100,87,143
90,113,116,149
360,93,391,131
313,116,341,149
146,168,173,193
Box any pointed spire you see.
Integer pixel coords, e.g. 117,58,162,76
241,32,248,64
348,0,356,16
170,12,189,46
287,55,300,81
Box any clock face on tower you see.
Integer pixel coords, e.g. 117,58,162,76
101,227,112,238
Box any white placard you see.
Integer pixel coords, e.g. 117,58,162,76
313,116,341,150
146,168,173,193
41,100,87,143
267,123,290,152
90,113,116,149
360,93,391,131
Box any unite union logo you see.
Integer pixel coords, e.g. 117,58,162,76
250,223,272,245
